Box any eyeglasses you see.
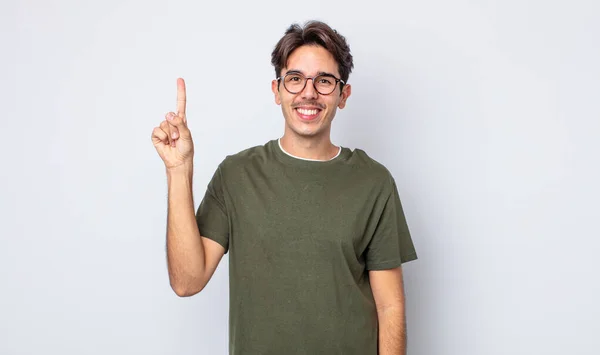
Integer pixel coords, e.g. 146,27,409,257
276,72,345,95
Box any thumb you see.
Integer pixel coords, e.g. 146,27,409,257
167,113,191,139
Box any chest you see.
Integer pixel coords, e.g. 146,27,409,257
224,169,381,266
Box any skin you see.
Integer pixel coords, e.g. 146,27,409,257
271,44,351,160
151,79,226,297
152,45,407,354
370,267,407,354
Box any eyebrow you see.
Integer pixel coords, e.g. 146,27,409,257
285,69,338,78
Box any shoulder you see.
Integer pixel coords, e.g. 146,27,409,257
218,140,273,172
347,147,396,186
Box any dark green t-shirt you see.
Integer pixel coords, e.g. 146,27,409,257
195,139,417,355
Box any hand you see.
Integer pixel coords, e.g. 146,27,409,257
152,78,194,171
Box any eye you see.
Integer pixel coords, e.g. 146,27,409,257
318,77,333,85
286,75,303,82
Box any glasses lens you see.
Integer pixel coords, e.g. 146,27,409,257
314,75,336,95
284,74,305,94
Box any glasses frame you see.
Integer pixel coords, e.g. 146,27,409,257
276,72,345,95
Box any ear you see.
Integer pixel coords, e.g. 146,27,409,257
272,80,281,105
337,83,351,109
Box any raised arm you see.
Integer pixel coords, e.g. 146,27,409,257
151,78,226,297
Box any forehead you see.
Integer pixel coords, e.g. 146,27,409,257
285,45,339,77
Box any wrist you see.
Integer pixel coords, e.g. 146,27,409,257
166,162,194,179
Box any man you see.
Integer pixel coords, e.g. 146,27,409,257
151,20,417,355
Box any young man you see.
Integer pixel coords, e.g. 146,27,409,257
151,21,417,355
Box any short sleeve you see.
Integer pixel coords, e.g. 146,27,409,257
364,180,417,270
195,165,230,253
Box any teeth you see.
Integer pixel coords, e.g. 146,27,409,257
297,108,318,116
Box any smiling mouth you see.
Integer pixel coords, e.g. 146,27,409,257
295,107,322,120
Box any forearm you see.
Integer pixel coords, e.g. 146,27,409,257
377,306,406,355
166,164,206,296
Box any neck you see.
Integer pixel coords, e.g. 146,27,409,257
279,133,339,161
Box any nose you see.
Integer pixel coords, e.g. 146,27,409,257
301,78,318,99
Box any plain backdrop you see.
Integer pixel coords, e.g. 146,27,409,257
2,0,599,354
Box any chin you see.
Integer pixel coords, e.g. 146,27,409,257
287,122,327,138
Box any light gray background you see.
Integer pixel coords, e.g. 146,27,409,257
2,0,599,354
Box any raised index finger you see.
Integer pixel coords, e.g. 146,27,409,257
176,77,186,117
